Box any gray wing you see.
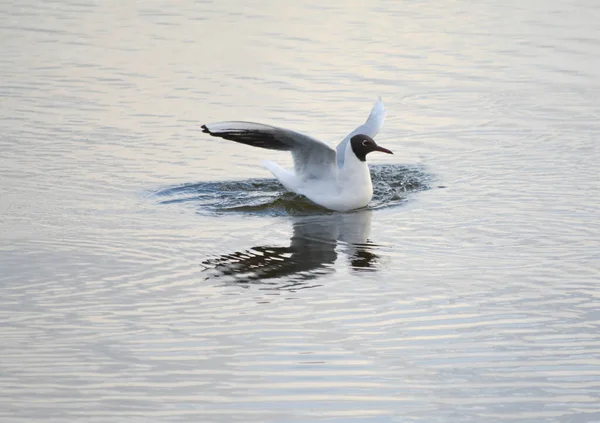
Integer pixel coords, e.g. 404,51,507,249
201,121,337,180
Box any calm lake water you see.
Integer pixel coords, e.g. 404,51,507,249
2,0,600,422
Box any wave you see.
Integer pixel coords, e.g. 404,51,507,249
152,164,432,216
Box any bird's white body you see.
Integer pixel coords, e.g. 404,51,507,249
202,98,388,212
263,141,373,211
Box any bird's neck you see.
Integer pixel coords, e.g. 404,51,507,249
342,142,372,185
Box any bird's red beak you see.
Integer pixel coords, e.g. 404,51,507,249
375,145,393,155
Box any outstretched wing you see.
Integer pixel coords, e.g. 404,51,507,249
336,97,386,168
201,121,337,180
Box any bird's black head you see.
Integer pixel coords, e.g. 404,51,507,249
350,134,393,162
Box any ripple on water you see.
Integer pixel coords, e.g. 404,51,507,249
152,164,432,216
150,164,432,288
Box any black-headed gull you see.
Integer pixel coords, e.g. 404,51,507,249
201,98,392,212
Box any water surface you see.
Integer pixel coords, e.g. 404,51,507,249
1,0,600,422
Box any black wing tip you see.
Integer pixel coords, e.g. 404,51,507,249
198,125,290,151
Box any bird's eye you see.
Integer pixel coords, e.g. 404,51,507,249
362,140,369,146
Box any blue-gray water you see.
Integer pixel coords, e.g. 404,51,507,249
1,1,600,422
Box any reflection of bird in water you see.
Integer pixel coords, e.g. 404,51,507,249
202,211,379,289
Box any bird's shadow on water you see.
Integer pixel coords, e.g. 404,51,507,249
152,164,432,290
201,210,380,291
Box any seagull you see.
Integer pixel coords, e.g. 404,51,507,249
201,97,392,212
